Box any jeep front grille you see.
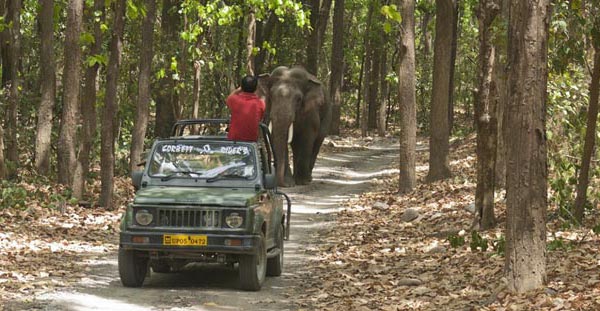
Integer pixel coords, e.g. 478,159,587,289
157,209,221,228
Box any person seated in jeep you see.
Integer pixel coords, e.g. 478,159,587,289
226,75,266,141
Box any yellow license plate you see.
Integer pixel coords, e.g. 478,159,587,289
163,234,207,246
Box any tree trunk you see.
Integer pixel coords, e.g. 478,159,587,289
494,56,508,187
574,43,600,222
377,45,388,137
328,0,344,135
505,0,550,293
254,13,278,74
474,0,500,230
419,6,432,124
356,47,366,129
99,0,126,209
246,9,256,75
72,0,104,200
448,0,459,134
368,19,382,131
154,0,179,138
305,0,332,75
57,0,84,187
35,0,56,176
399,0,417,193
130,0,156,173
427,0,454,182
0,1,5,180
3,0,21,179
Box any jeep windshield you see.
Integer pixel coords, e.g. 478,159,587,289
148,142,256,181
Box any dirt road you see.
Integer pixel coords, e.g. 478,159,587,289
10,139,398,311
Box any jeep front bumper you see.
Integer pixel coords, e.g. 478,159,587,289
120,231,261,255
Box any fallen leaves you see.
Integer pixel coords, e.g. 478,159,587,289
296,135,600,310
0,176,132,302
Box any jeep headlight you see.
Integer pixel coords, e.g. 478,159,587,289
225,212,244,228
135,209,153,226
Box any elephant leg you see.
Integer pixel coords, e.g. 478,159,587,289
291,126,317,185
308,134,326,178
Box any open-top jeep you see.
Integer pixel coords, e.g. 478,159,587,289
119,119,290,291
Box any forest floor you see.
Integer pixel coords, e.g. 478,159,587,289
1,134,600,310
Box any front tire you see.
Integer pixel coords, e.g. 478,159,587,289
118,248,148,287
267,224,284,276
239,233,267,291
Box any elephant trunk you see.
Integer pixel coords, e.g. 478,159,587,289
271,119,292,187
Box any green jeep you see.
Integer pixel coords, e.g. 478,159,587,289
119,119,290,291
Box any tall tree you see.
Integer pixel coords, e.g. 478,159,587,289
35,0,56,176
4,0,22,178
367,4,382,131
573,21,600,223
505,0,550,293
398,0,417,193
154,0,179,138
361,0,375,137
447,0,459,133
99,0,126,209
73,0,105,200
130,0,156,173
474,0,500,230
427,0,455,182
246,8,256,75
0,1,5,179
328,0,344,135
57,0,84,186
254,13,279,74
305,0,332,75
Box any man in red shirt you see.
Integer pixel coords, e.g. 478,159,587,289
226,75,266,141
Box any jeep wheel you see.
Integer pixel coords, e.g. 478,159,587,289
239,233,267,291
118,248,148,287
267,224,284,276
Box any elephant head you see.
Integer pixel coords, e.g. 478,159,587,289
258,66,330,187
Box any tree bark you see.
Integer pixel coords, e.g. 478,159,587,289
574,43,600,222
246,9,256,75
368,12,382,131
99,0,126,209
399,0,417,193
154,0,179,138
474,0,500,230
130,0,156,174
254,13,278,74
72,0,104,200
306,0,332,75
505,0,550,293
328,0,344,135
448,0,459,134
377,46,388,137
57,0,84,187
35,0,56,176
0,1,5,180
3,0,21,179
427,0,455,182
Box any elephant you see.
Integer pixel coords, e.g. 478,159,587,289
258,66,331,187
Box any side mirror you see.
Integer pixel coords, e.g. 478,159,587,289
132,170,143,191
263,173,276,190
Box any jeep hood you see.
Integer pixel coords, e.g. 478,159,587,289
133,187,259,207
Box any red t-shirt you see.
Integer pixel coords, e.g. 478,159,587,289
226,92,266,141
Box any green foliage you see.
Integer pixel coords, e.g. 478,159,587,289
447,233,465,248
491,235,505,256
547,238,574,252
593,224,600,234
469,231,488,252
0,181,28,209
547,69,590,218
